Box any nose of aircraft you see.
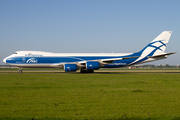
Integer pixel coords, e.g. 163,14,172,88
3,58,6,63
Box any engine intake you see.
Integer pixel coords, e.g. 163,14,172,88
86,61,100,70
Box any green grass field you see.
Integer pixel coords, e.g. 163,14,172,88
0,74,180,120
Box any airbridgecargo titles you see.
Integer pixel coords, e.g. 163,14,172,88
25,54,43,57
3,31,175,73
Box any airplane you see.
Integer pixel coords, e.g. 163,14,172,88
3,31,175,73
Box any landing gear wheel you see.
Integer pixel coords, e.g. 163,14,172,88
80,69,94,73
87,69,94,73
80,69,87,73
19,70,22,74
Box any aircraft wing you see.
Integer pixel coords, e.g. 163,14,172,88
78,56,140,65
50,56,140,68
98,56,140,64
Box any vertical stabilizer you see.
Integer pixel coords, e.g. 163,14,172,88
150,31,172,53
139,31,172,56
130,31,173,65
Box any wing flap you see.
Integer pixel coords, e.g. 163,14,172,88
100,56,139,64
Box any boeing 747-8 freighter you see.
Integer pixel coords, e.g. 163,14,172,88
3,31,175,73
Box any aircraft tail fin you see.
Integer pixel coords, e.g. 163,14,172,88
129,31,173,65
138,31,172,56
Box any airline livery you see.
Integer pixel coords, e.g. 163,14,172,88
3,31,175,73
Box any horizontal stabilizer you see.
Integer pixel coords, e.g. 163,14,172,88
147,52,176,58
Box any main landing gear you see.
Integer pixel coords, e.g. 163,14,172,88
80,68,94,73
18,68,22,74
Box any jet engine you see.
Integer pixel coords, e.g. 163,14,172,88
64,64,77,72
86,61,100,70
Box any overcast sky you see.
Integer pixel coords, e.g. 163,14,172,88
0,0,179,65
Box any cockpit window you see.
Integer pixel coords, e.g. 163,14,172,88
14,52,17,54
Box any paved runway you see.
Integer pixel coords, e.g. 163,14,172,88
1,69,180,74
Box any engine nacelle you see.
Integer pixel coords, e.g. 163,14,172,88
86,61,100,70
64,64,77,72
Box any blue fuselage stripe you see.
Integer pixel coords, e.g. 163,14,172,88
6,54,141,68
